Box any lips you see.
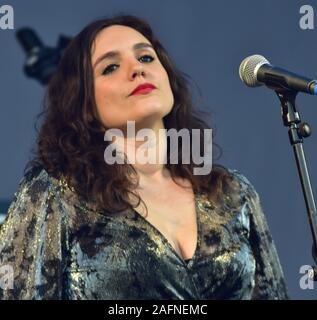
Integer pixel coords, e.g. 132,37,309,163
130,83,156,96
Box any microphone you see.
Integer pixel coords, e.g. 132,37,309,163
239,54,317,95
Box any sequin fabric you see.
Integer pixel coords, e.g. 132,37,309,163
0,166,289,299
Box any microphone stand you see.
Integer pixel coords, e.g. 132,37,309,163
274,87,317,281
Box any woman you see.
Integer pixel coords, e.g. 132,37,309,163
0,15,289,299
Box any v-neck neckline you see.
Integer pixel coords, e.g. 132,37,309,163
130,191,202,267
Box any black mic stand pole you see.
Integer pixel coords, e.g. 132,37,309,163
274,88,317,280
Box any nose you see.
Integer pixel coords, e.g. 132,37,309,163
130,63,146,80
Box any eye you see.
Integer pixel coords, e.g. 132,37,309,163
139,54,155,63
101,55,155,76
102,64,119,75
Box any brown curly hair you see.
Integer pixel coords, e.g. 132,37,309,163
26,14,230,216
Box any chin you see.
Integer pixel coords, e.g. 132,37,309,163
134,101,165,118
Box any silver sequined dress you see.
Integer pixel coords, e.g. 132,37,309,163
0,166,289,299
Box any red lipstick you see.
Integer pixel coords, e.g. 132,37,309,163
130,83,156,96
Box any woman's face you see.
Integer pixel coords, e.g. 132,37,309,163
91,25,174,131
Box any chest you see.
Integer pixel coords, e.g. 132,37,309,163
133,184,198,261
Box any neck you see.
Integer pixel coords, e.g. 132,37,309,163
112,119,169,186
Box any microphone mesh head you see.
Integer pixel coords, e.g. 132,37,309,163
239,54,270,87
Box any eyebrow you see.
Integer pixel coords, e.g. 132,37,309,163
93,42,154,69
